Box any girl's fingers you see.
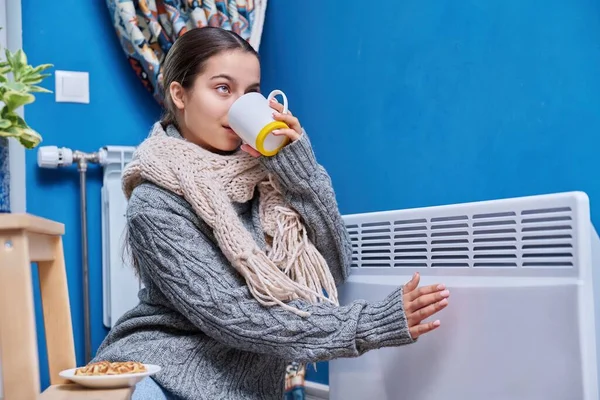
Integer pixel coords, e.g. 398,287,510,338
272,128,301,142
409,319,441,340
240,144,261,158
407,289,450,313
403,272,420,294
273,111,302,134
406,283,446,302
269,98,286,113
408,299,448,326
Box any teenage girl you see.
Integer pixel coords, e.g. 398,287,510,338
93,27,449,400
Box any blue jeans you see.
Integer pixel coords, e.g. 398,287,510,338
132,377,181,400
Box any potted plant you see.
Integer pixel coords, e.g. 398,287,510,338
0,33,53,212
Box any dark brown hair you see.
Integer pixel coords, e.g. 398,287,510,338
160,26,258,128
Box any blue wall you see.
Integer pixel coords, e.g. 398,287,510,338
23,0,600,390
259,0,600,384
22,0,160,389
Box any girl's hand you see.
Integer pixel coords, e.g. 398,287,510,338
402,272,449,339
268,97,303,141
240,144,262,158
240,97,303,158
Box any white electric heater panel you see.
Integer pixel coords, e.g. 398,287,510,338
330,191,599,400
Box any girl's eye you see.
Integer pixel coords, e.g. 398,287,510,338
216,85,230,94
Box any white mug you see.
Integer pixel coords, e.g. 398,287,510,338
228,89,290,156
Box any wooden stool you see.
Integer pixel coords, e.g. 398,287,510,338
0,214,132,400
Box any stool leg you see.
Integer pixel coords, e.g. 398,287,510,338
0,231,40,400
38,236,76,385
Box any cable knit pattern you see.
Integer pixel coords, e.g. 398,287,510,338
93,126,414,400
122,123,337,316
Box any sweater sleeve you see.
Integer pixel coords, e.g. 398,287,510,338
260,132,352,286
127,200,414,364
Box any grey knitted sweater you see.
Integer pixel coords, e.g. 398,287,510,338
93,129,414,399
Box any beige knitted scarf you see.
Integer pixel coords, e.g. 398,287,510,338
123,123,338,317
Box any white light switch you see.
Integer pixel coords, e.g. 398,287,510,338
55,70,89,104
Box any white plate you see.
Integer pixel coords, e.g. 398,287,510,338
59,364,161,389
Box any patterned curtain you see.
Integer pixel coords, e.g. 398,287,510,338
106,0,267,105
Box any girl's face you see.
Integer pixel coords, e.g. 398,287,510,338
169,50,260,153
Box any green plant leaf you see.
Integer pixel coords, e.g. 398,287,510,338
12,49,27,76
2,89,35,112
4,110,27,127
21,76,42,85
3,80,28,92
18,127,41,148
4,48,14,66
0,44,52,149
0,130,17,138
28,85,52,93
22,73,52,85
4,49,20,75
15,49,27,66
30,63,53,74
0,125,41,148
0,126,20,138
4,49,29,81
